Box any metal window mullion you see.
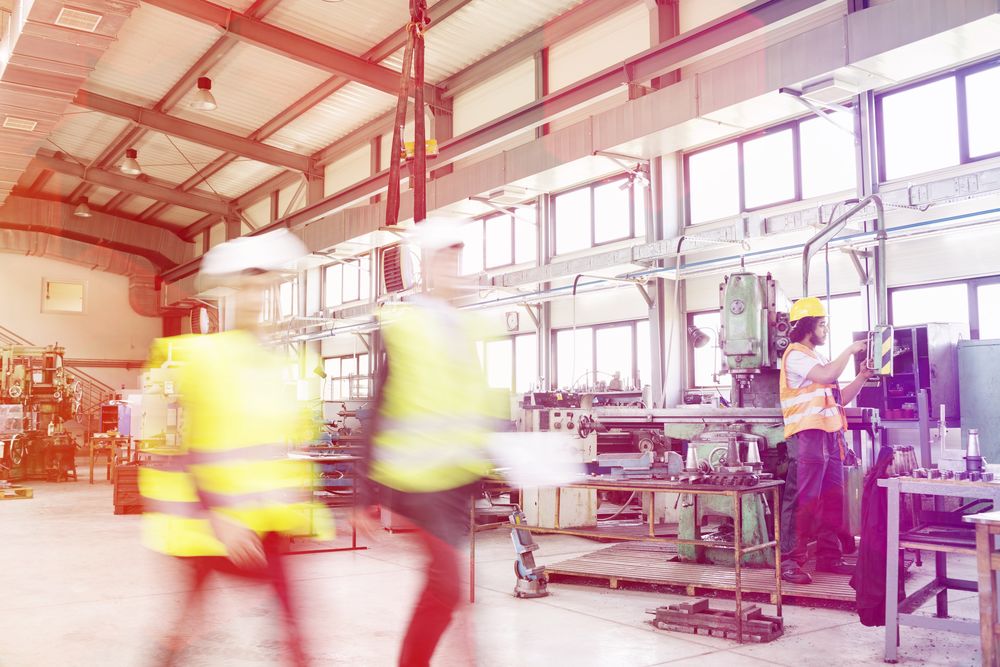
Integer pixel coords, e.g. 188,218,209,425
956,71,971,164
736,139,747,214
792,122,803,201
589,184,596,249
968,281,980,340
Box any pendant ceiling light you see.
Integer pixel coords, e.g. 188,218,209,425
191,76,217,111
73,197,93,218
119,148,141,176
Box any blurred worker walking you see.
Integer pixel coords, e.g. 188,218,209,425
779,297,872,585
139,230,331,666
365,220,495,667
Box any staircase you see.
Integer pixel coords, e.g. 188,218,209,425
0,325,120,436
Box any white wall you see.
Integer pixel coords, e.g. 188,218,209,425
453,58,537,136
0,254,162,390
679,0,755,33
324,144,371,197
243,197,271,229
278,179,307,216
548,4,651,91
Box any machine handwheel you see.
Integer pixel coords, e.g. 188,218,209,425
9,433,27,466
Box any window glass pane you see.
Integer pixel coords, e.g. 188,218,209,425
359,256,371,301
324,264,343,308
515,334,537,393
484,214,513,268
323,358,341,401
633,185,647,237
743,129,795,209
688,143,739,224
801,113,857,199
279,280,297,318
460,221,484,275
306,268,320,315
636,320,651,391
596,326,633,390
514,205,537,265
892,284,969,328
979,284,1000,339
965,66,1000,158
343,261,360,302
824,294,866,384
691,311,730,388
341,357,357,400
556,327,592,390
881,78,960,180
485,339,513,390
554,188,591,254
593,179,631,244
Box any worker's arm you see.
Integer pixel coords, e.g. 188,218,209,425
840,367,875,405
805,340,867,385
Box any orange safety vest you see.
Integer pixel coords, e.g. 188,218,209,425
779,343,848,439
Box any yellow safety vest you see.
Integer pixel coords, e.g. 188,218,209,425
139,332,332,557
779,343,849,439
370,301,495,493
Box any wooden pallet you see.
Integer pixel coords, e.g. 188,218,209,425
546,542,856,603
0,485,33,500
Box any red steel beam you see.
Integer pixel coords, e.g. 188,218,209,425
34,151,231,216
143,0,444,105
74,91,314,173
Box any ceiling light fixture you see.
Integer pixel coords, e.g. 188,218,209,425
120,148,141,175
191,76,217,111
73,197,93,218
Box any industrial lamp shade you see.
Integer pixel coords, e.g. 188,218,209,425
120,148,141,176
191,76,217,111
73,197,93,218
687,325,711,349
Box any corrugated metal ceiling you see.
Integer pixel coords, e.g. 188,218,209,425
156,206,208,227
85,4,222,107
171,41,331,137
132,132,226,187
45,107,132,164
264,82,396,155
199,159,286,200
86,187,121,208
263,0,416,57
382,0,584,83
116,195,158,217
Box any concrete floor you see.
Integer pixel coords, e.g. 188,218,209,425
0,477,983,667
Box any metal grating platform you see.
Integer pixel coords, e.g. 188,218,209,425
546,542,857,604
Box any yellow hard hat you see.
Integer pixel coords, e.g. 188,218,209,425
789,297,826,322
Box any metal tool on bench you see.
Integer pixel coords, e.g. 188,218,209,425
510,506,548,599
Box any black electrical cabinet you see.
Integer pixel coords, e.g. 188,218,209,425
853,323,966,421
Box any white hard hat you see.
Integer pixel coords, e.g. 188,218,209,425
404,217,468,252
200,229,308,276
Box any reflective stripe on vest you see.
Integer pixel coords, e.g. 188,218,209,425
779,343,848,438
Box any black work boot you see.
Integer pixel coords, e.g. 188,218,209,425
781,565,812,584
816,559,855,575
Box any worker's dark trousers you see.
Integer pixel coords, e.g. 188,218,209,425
780,429,845,569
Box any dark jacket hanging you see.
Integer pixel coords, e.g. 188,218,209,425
850,446,906,626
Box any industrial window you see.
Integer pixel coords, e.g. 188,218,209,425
477,334,537,393
459,205,537,275
41,280,85,314
685,111,856,225
877,60,1000,182
323,256,370,308
278,280,298,319
554,320,650,391
553,175,644,256
305,267,320,316
891,283,969,330
687,311,730,389
323,354,370,401
822,293,866,385
978,283,1000,339
878,77,960,180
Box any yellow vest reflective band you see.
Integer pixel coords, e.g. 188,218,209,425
370,302,494,493
779,343,848,439
139,332,332,557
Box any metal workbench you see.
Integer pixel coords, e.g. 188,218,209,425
881,476,1000,663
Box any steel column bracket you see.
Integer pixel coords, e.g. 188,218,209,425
843,247,873,285
521,304,540,330
355,332,371,352
635,282,655,308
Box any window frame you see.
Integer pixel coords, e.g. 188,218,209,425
683,109,854,226
551,173,644,256
322,254,371,310
889,275,1000,340
551,319,649,390
322,353,371,401
875,57,1000,183
461,203,538,274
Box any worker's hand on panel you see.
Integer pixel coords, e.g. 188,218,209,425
849,340,868,356
209,513,266,570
